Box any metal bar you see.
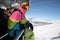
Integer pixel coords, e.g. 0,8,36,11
0,33,8,39
14,29,24,40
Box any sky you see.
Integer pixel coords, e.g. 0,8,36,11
26,0,60,21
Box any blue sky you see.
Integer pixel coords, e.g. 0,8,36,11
26,0,60,20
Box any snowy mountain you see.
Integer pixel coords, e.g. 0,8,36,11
27,17,52,26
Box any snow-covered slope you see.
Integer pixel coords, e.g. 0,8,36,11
33,23,60,40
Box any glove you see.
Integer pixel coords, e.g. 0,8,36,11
26,21,33,31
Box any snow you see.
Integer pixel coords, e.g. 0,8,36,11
33,23,60,40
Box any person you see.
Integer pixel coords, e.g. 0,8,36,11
18,2,34,40
8,1,33,40
0,5,9,39
7,2,29,39
7,6,21,40
19,1,33,31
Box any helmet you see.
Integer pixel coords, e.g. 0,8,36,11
0,4,7,10
0,0,8,10
0,0,18,9
10,3,19,9
7,0,19,9
21,2,29,10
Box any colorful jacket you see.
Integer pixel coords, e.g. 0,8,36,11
8,4,27,29
18,4,27,24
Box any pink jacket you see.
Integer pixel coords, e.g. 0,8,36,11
9,4,26,21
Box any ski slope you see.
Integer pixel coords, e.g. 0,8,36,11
33,23,60,40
